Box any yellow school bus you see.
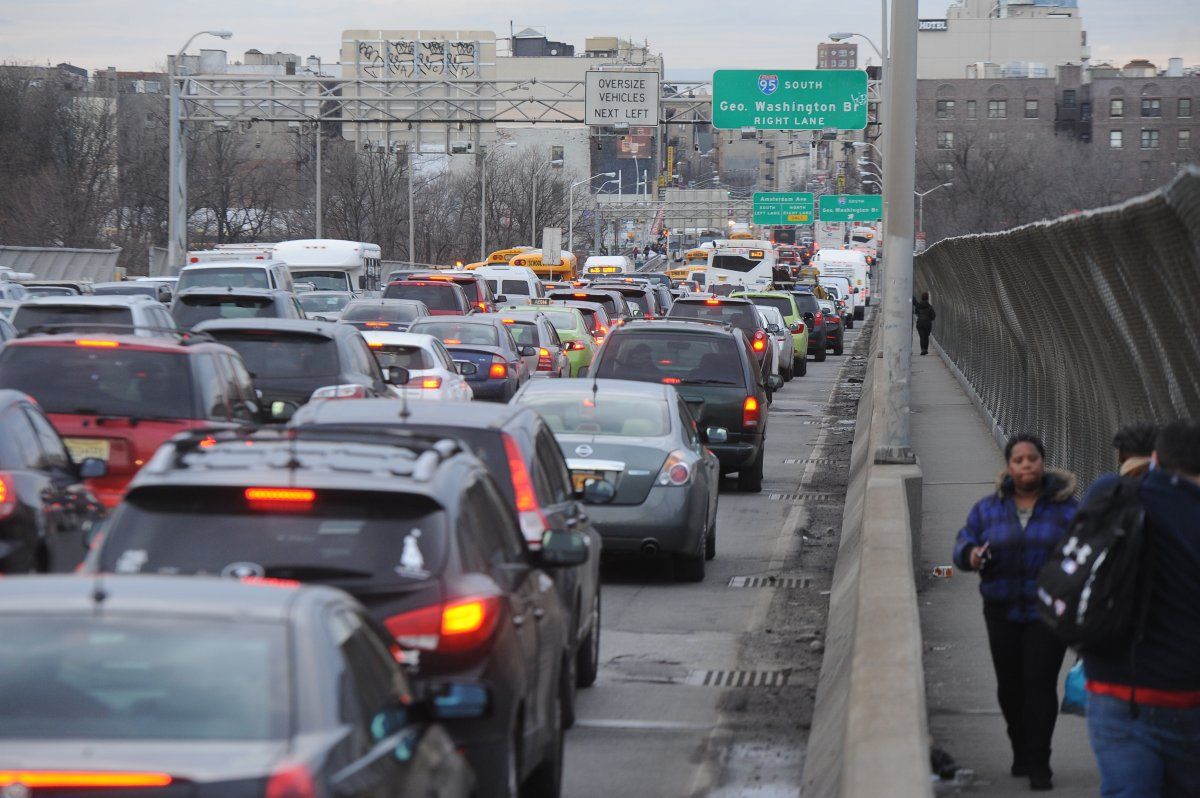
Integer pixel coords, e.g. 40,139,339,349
510,250,578,281
463,247,536,270
683,248,710,267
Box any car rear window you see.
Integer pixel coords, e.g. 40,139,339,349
0,346,196,418
522,394,670,437
342,302,424,323
0,616,287,741
173,296,276,327
710,255,761,273
549,292,618,318
410,321,498,347
791,293,821,314
294,270,352,291
743,295,794,318
299,294,351,313
370,344,434,370
540,311,580,332
94,285,158,297
12,305,134,335
668,300,760,332
382,284,460,311
594,332,746,386
212,334,340,379
99,487,447,585
177,267,270,291
502,320,538,346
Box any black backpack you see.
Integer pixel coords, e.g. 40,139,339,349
1036,476,1151,652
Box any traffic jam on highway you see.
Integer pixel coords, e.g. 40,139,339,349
0,233,874,797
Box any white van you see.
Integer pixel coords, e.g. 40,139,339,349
176,260,295,294
474,264,545,305
582,255,632,278
272,239,383,293
811,249,870,319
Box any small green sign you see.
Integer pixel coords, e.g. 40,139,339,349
753,192,815,225
818,194,883,222
712,69,868,131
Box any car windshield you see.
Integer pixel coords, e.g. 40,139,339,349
99,488,447,585
213,334,340,379
173,296,276,327
593,332,745,386
293,271,352,291
742,295,794,318
12,305,133,335
710,255,762,273
382,284,460,311
299,294,351,313
370,344,433,370
522,394,671,437
502,321,538,346
342,302,424,323
410,321,498,346
0,615,288,741
177,267,270,291
0,346,196,418
668,300,760,332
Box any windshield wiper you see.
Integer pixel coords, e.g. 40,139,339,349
263,564,375,580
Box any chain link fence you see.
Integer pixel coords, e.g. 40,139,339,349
915,165,1200,489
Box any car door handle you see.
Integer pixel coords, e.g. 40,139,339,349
532,607,546,621
565,517,579,528
512,613,526,627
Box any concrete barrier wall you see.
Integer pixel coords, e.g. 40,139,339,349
0,245,124,282
802,330,931,798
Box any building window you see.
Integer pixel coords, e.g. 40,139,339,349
987,99,1007,119
1179,98,1193,118
551,145,564,162
1110,98,1125,118
1141,98,1161,117
936,162,955,177
1062,90,1077,108
1080,102,1092,121
1141,129,1160,148
1180,129,1192,148
936,131,955,149
966,100,977,119
144,80,161,93
1109,130,1123,148
936,100,956,119
1025,99,1039,118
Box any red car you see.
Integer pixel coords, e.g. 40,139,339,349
0,333,260,507
382,280,474,316
409,272,498,313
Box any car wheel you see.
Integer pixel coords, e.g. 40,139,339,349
576,591,601,688
674,531,706,582
561,651,578,730
782,361,794,382
737,445,764,493
795,355,808,377
845,316,854,330
523,672,564,797
504,719,523,798
813,341,827,362
834,338,844,356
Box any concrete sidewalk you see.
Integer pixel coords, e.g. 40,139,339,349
911,343,1100,795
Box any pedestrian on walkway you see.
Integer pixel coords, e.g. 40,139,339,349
1112,422,1158,479
954,433,1079,790
914,292,936,355
1083,419,1200,798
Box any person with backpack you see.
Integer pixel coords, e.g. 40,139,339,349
954,433,1079,790
1081,419,1200,797
913,292,936,355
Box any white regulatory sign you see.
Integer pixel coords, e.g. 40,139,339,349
585,71,660,126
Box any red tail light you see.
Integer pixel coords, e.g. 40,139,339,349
504,432,547,546
245,487,315,512
563,340,585,352
743,396,760,428
814,312,824,326
416,376,442,389
384,596,502,653
75,339,119,348
0,473,14,520
489,359,508,379
310,384,369,401
789,321,803,333
265,763,316,798
752,330,767,352
0,771,173,789
536,347,553,371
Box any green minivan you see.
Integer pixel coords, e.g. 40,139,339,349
731,291,809,377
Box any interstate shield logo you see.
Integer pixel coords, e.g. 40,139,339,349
757,74,779,95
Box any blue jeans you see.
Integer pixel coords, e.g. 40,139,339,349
1087,693,1200,797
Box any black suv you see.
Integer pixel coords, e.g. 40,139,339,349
789,290,828,363
290,398,605,722
193,318,403,419
340,298,431,332
589,319,771,492
667,295,779,384
589,281,663,319
171,287,305,328
84,427,589,797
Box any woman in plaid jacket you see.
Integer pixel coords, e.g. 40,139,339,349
954,433,1079,791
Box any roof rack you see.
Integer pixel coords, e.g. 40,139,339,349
18,323,216,344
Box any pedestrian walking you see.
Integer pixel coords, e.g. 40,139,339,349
1111,422,1158,479
914,292,936,355
954,434,1079,790
1083,419,1200,798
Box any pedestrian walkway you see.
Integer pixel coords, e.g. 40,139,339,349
911,344,1101,796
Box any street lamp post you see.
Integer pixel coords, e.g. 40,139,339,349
915,182,953,235
531,158,564,248
568,172,617,254
168,29,232,273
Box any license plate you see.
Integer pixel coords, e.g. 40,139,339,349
64,438,110,462
571,470,603,493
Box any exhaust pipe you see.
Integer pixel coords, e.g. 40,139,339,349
640,539,660,556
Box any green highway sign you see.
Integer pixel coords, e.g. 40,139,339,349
752,192,814,225
818,194,883,222
712,69,868,131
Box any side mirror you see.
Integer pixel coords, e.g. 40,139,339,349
495,294,508,303
519,345,538,357
767,374,785,392
704,426,729,444
269,400,298,422
425,681,492,721
538,529,590,567
383,365,410,386
77,457,108,480
456,361,478,376
580,478,615,504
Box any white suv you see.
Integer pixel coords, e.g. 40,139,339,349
362,331,474,402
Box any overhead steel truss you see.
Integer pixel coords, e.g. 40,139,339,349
179,76,717,125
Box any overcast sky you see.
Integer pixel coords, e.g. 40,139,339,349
0,0,1195,75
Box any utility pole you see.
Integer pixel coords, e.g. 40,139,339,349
314,124,323,238
479,148,487,262
407,146,415,264
876,0,917,464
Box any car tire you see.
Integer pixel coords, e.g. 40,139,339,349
845,316,854,330
813,342,827,362
795,355,808,377
576,591,601,688
833,338,844,356
738,445,764,493
705,514,717,561
523,672,565,798
674,533,706,582
782,361,794,382
560,650,578,730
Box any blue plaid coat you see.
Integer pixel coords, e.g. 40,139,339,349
953,470,1079,622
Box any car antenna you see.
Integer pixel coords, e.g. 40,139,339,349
91,573,108,610
284,427,302,483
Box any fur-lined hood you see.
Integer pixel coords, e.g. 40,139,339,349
994,468,1077,502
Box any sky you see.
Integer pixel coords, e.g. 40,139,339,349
0,0,1196,76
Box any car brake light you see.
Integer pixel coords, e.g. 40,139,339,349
0,772,173,788
384,596,502,653
503,432,547,546
477,302,489,311
814,312,824,325
789,321,803,333
417,376,442,389
501,318,516,324
240,576,301,589
364,320,390,328
537,347,553,370
444,338,462,345
743,396,760,428
310,384,370,401
563,340,585,351
265,762,316,798
245,487,315,512
662,377,681,384
705,298,720,305
75,339,119,348
573,293,589,298
656,450,693,486
752,330,767,352
0,473,14,520
489,359,508,379
367,341,384,348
